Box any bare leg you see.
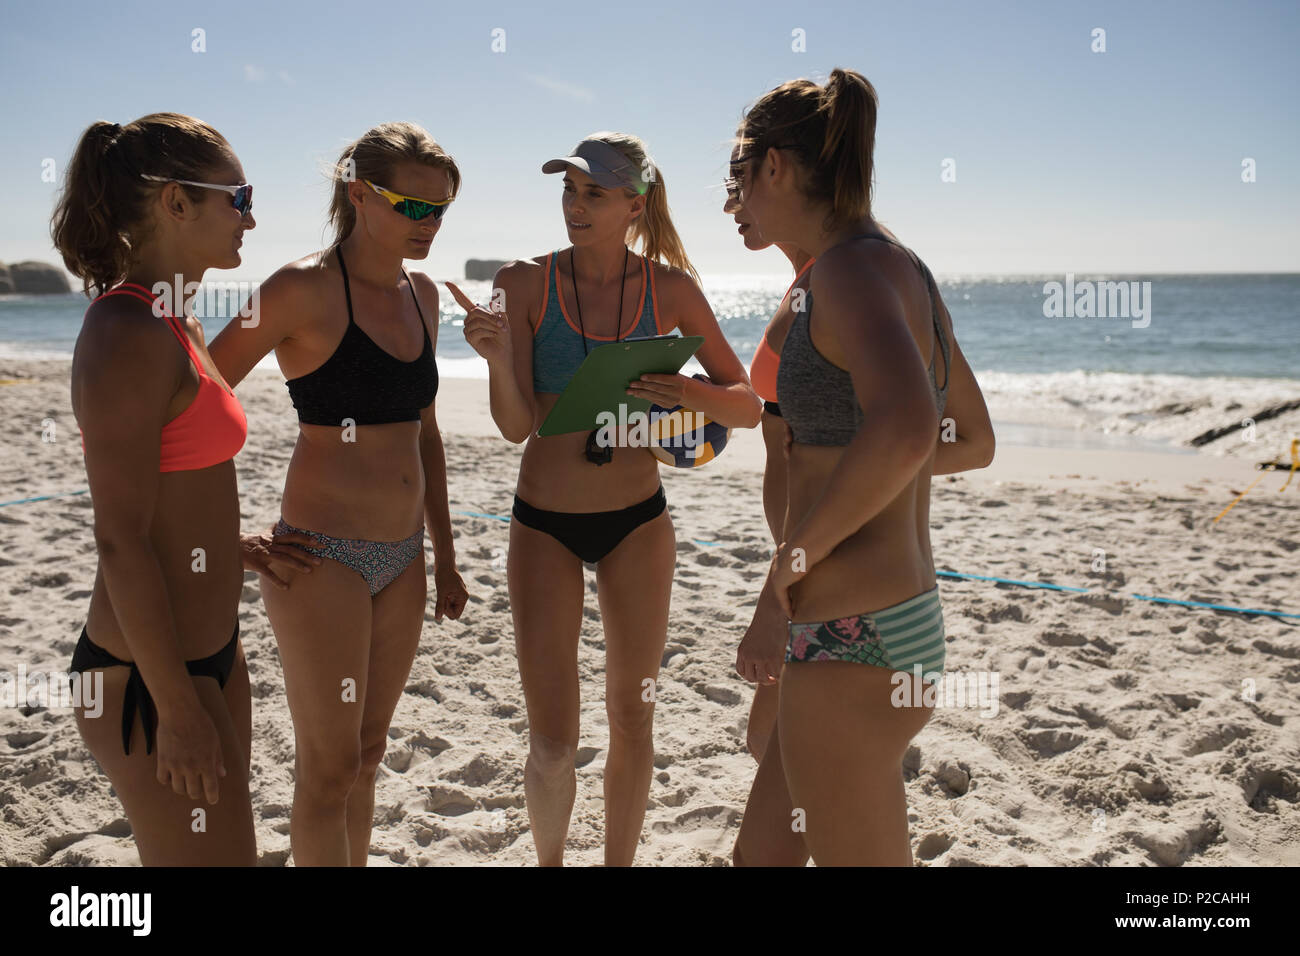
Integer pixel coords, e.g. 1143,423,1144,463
261,557,372,866
225,641,252,782
745,681,779,761
779,662,934,865
595,507,675,867
732,720,810,867
348,554,427,865
508,518,584,866
75,668,256,866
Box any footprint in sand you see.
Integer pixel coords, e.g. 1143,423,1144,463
916,832,955,860
1129,818,1222,865
693,683,742,706
1241,766,1299,812
423,784,477,816
1183,724,1253,756
1019,728,1086,757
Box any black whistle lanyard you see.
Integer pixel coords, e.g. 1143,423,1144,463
572,245,629,466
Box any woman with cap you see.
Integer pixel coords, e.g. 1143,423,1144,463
447,132,761,865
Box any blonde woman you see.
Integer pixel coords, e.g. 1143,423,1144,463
209,122,469,866
449,133,761,865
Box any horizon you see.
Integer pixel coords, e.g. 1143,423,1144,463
2,0,1298,278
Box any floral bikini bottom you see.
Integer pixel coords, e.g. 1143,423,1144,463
786,585,946,679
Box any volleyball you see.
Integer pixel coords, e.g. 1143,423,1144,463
647,374,732,468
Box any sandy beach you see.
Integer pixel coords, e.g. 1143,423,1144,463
1,358,1297,866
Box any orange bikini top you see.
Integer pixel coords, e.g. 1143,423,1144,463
749,257,815,403
79,283,247,472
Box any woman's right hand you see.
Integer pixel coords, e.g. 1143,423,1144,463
446,281,513,367
736,597,788,686
154,701,226,804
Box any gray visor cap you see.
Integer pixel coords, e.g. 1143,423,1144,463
542,139,646,193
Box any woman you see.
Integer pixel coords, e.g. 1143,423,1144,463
724,148,815,771
721,148,815,869
208,122,469,866
54,113,307,864
732,69,995,866
727,158,995,867
448,132,762,865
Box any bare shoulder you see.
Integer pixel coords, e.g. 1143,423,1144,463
257,252,338,308
811,238,910,308
76,294,183,400
493,256,549,326
494,255,548,287
262,251,335,300
81,292,180,358
406,270,440,309
647,259,703,309
254,252,341,333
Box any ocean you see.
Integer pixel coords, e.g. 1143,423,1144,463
4,272,1298,453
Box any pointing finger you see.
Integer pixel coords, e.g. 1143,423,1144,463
443,281,477,314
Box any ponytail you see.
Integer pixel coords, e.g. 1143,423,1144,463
583,131,701,286
737,67,879,232
50,113,233,297
819,69,878,230
630,163,701,286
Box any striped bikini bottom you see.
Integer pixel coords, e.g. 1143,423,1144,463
273,517,424,597
785,585,946,679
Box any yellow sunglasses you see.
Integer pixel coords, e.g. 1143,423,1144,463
365,180,454,221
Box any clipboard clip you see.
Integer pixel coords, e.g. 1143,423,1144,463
585,428,613,466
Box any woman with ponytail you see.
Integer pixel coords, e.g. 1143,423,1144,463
206,122,470,866
730,70,993,865
53,112,289,864
448,132,761,865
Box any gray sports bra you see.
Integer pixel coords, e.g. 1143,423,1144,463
776,234,951,447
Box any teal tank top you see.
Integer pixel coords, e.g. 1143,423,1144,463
531,249,664,394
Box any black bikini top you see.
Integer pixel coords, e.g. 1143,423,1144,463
286,247,438,426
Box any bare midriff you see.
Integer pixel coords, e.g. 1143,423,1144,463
280,422,426,540
514,391,663,512
85,461,243,660
783,441,937,622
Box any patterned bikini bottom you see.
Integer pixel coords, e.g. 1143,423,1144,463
272,517,424,597
785,585,946,680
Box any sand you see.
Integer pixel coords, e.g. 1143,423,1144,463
1,359,1297,866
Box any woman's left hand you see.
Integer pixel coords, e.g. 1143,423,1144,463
768,542,809,619
625,372,690,408
432,564,469,622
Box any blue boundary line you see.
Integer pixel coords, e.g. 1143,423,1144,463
934,570,1299,620
3,492,1295,620
0,489,89,507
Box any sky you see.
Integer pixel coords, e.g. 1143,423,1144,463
2,0,1297,283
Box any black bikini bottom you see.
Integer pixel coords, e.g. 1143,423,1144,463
763,400,782,417
512,484,667,564
70,623,239,757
